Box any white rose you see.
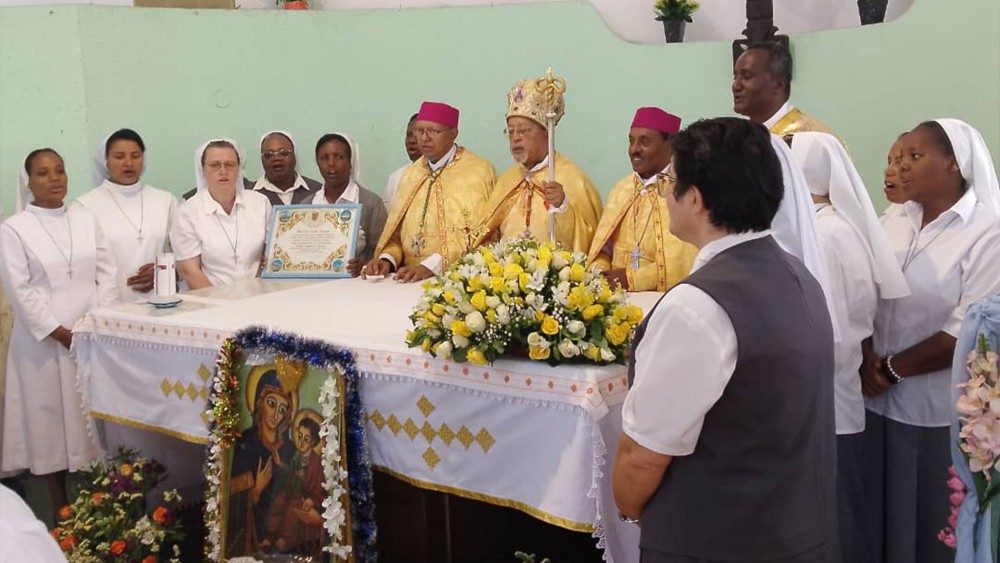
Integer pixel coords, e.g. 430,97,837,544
471,253,485,266
436,341,453,359
557,340,580,358
527,332,549,348
567,320,586,337
600,347,616,362
486,295,501,309
442,313,456,327
525,293,536,305
453,334,469,348
552,252,568,269
466,311,487,332
497,305,511,324
457,300,475,314
558,267,571,281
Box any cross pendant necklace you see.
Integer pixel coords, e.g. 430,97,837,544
629,247,642,270
31,210,74,278
104,184,145,243
630,183,656,271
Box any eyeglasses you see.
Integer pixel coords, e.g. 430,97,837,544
504,126,538,139
262,149,294,160
656,165,677,198
413,127,448,138
205,161,239,172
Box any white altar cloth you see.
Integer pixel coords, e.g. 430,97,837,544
74,278,661,562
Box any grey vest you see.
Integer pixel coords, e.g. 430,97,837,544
629,235,836,561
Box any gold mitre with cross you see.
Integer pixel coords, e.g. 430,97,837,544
507,68,567,127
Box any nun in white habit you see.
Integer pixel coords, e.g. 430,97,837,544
791,131,910,563
862,118,999,563
311,132,388,271
0,148,118,517
74,128,179,302
170,139,272,289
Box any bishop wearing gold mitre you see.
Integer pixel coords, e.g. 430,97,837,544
364,101,496,283
473,73,603,253
732,42,839,139
588,107,698,292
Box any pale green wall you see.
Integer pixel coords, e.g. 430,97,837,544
1,0,998,214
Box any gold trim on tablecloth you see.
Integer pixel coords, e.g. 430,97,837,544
90,410,209,445
373,465,595,533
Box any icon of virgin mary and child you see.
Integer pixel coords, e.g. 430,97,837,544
226,359,326,558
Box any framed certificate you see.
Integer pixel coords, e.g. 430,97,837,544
262,204,361,279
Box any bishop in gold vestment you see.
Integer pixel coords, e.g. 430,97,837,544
588,107,697,291
474,74,602,253
366,101,495,282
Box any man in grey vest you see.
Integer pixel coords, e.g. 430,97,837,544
612,117,837,563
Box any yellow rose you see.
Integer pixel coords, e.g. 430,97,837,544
566,291,581,311
431,303,446,317
467,276,483,292
450,320,472,338
443,290,456,305
449,271,462,282
490,276,507,293
582,304,604,321
518,272,532,291
529,346,551,360
583,344,603,362
606,323,629,346
598,285,613,303
486,309,497,324
568,263,587,283
504,263,523,280
470,291,487,311
467,348,488,365
422,311,440,325
421,337,433,352
541,316,560,336
488,262,503,277
626,305,644,324
538,245,553,262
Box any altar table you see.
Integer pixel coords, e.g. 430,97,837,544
74,278,661,562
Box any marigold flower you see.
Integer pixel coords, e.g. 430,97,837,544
91,492,107,506
59,535,77,552
109,539,127,555
119,463,134,478
152,506,172,524
142,556,158,563
50,527,63,540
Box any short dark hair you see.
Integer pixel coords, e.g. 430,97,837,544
105,128,146,156
672,117,783,233
201,140,240,165
24,148,62,175
747,42,792,98
314,133,351,158
408,113,419,124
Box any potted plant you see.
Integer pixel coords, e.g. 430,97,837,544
278,0,307,10
654,0,699,43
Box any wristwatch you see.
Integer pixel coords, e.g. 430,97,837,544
617,511,640,524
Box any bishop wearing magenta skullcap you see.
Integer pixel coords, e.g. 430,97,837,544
587,107,698,292
366,101,496,283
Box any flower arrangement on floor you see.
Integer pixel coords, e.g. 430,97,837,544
50,447,185,562
204,326,376,562
955,333,1000,505
405,237,644,366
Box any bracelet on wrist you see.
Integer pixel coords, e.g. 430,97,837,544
617,511,640,524
882,355,903,384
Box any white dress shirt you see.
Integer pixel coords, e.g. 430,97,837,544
384,162,413,210
815,205,877,434
253,173,311,206
867,189,1000,426
310,181,366,256
74,180,178,302
525,154,569,214
0,485,66,563
170,188,272,287
622,231,773,455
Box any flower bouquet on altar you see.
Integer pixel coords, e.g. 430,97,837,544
405,236,644,366
955,333,1000,510
50,447,186,563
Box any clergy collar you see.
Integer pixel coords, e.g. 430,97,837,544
523,153,551,177
26,203,67,216
692,230,772,273
635,164,671,189
198,187,247,216
253,173,308,195
428,145,458,172
102,178,144,196
763,100,794,130
903,187,978,230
